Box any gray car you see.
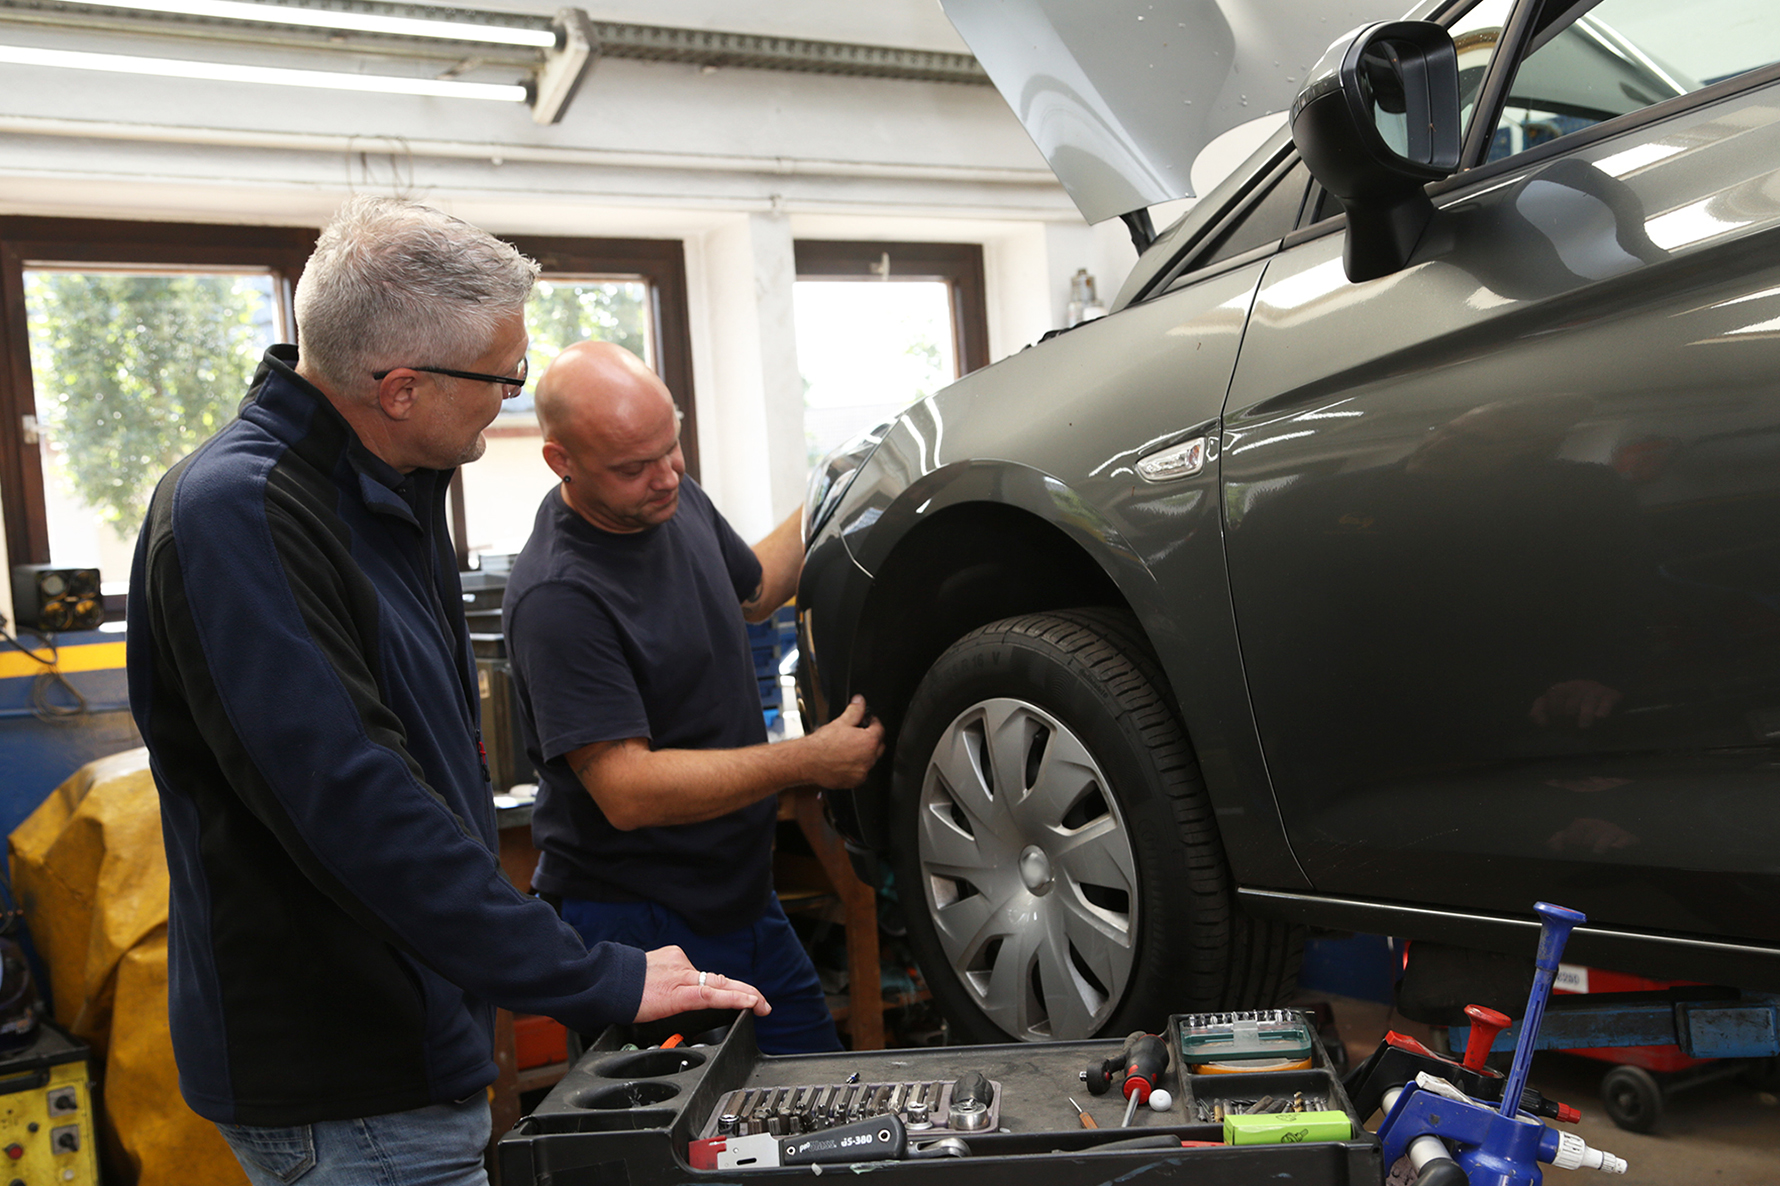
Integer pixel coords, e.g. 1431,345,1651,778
796,0,1780,1044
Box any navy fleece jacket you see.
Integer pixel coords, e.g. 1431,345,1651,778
127,346,645,1126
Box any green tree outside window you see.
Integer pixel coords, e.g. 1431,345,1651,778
25,271,276,537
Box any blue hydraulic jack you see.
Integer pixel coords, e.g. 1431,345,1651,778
1376,903,1628,1186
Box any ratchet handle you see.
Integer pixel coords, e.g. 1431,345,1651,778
783,1114,907,1164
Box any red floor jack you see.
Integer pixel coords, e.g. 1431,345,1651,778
1554,967,1741,1133
1371,903,1628,1186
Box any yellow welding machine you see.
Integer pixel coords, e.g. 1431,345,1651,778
0,1024,99,1186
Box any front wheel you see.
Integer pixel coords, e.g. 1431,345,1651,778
890,608,1299,1044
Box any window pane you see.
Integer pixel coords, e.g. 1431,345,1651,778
1452,0,1516,133
1198,162,1311,269
1488,0,1780,163
24,269,279,589
795,280,955,468
459,276,653,566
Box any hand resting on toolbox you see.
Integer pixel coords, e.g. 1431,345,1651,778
638,945,772,1022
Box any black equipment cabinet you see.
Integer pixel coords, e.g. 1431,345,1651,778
498,1014,1381,1186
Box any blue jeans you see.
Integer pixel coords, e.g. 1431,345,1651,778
560,895,843,1055
217,1096,491,1186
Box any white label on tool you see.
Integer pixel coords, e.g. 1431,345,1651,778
1413,1073,1472,1104
1555,964,1588,994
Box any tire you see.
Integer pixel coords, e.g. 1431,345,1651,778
1601,1064,1663,1133
890,608,1301,1043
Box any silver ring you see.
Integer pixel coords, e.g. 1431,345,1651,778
698,971,708,988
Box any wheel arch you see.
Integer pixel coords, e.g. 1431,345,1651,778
843,490,1169,853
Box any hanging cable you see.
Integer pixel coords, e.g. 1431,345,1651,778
2,628,90,720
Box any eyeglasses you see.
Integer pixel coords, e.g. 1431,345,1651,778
373,356,528,399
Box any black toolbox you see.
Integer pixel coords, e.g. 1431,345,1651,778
497,1012,1380,1186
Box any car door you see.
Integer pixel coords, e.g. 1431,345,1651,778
1221,0,1780,945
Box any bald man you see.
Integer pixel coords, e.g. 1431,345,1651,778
502,341,884,1054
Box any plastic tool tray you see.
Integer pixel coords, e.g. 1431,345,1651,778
498,1011,1380,1186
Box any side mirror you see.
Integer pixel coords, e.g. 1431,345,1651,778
1291,21,1462,282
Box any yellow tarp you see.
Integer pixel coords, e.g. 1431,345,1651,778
10,747,247,1186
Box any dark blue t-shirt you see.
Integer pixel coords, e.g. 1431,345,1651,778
503,478,774,935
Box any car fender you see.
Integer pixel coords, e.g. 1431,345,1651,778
801,306,1310,888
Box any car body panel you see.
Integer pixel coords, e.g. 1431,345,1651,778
800,260,1310,887
940,0,1408,223
1112,132,1298,311
1223,79,1780,946
800,0,1780,1005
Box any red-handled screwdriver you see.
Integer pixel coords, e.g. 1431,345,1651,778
1118,1034,1169,1127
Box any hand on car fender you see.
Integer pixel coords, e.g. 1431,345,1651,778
634,944,771,1022
803,695,886,789
1544,817,1640,856
1530,679,1623,729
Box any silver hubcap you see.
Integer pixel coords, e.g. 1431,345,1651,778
917,698,1137,1040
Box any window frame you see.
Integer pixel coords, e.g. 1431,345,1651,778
1453,0,1780,179
1193,161,1312,271
0,217,316,568
501,235,698,475
1143,146,1305,299
1284,0,1780,252
463,234,698,569
792,240,990,376
0,221,698,575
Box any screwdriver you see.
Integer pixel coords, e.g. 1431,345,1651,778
1118,1034,1169,1127
1069,1097,1098,1128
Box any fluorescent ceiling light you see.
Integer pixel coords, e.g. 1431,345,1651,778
62,0,557,47
0,44,528,99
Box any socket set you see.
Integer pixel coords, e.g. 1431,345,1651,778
697,1076,1002,1139
1172,1009,1315,1070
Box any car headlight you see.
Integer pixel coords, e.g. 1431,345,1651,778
804,419,893,545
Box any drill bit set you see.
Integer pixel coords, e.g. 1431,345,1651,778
1194,1090,1325,1122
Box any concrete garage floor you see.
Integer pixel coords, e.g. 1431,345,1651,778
1305,993,1780,1184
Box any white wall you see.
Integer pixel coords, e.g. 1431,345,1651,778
691,212,804,535
0,2,1194,541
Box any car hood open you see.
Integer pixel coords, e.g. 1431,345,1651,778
942,0,1407,224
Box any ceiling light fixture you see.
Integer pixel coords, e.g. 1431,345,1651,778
62,0,557,47
0,44,528,100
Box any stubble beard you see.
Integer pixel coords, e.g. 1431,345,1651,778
453,432,489,467
613,490,678,532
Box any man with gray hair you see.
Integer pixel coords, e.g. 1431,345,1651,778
127,196,766,1186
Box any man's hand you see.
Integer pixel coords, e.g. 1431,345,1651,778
634,945,771,1022
1530,679,1622,729
800,695,886,789
566,695,885,828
